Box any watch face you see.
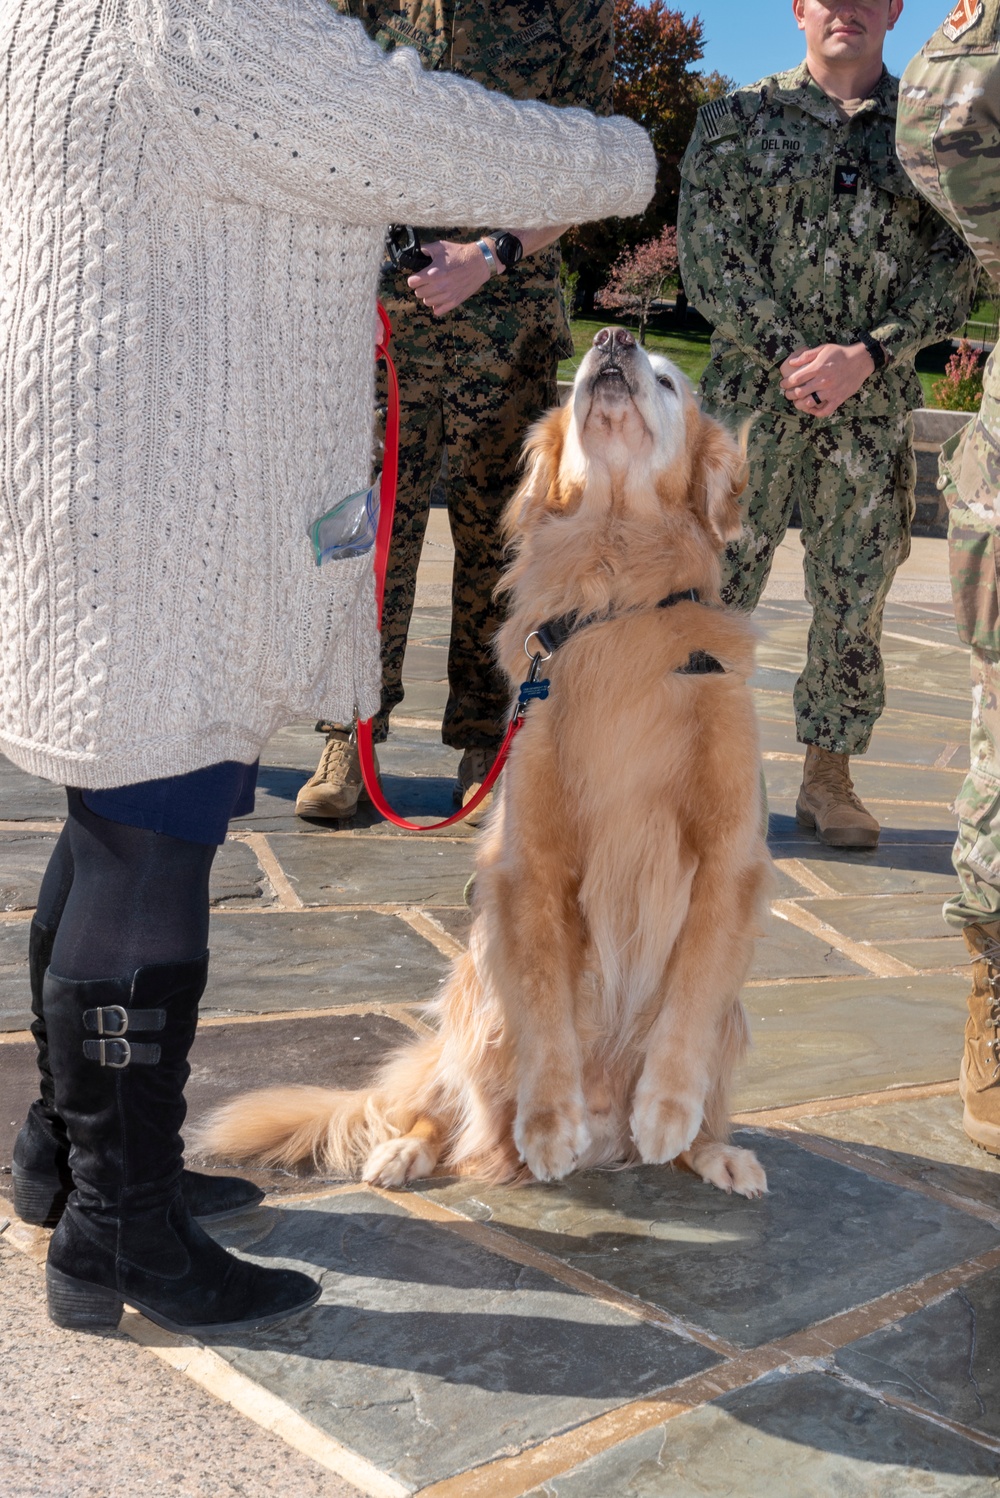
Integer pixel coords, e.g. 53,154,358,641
495,233,523,269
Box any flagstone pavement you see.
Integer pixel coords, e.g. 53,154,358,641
1,520,999,1497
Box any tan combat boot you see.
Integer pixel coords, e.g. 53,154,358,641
454,746,495,828
795,745,880,850
960,921,1000,1156
295,726,378,819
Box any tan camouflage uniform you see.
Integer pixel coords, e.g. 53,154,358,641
331,0,613,749
897,0,1000,927
679,64,977,755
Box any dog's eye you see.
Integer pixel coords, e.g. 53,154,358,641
657,375,675,392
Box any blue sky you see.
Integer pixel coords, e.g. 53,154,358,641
695,1,953,87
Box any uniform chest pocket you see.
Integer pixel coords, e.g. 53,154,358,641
745,145,818,241
466,3,564,100
866,153,923,237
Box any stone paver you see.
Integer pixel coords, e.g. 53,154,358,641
422,1133,1000,1349
525,1370,1000,1496
2,521,999,1495
208,1192,721,1493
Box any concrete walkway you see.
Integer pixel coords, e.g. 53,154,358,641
2,522,999,1496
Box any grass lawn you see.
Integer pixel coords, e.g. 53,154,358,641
562,314,954,410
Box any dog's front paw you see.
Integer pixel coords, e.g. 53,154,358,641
514,1105,591,1182
686,1142,767,1198
630,1091,702,1165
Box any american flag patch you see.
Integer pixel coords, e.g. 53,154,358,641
700,97,739,144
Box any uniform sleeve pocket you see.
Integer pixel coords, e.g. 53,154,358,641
948,498,1000,651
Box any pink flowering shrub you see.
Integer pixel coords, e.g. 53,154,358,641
932,339,985,412
597,227,679,344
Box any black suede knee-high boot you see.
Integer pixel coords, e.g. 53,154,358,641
12,831,263,1227
10,921,72,1225
44,957,320,1333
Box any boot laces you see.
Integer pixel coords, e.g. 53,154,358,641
317,727,357,783
969,933,1000,1080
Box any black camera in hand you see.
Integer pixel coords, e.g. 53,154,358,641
386,224,432,273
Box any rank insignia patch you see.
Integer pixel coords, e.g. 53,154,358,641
834,165,860,195
942,0,985,41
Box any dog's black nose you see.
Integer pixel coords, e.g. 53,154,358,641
593,327,635,351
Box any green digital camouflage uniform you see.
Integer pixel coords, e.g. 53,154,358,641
897,0,1000,926
330,0,613,748
679,64,977,755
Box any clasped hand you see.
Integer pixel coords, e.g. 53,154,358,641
407,239,493,317
779,342,875,417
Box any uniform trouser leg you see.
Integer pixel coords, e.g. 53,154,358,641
719,408,913,753
441,355,559,750
794,418,913,753
718,409,807,612
945,648,1000,928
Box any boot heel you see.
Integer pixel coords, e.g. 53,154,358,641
46,1264,123,1330
11,1162,68,1228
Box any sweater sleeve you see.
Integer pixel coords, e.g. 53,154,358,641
122,0,655,229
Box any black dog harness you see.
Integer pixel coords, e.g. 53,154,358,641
531,589,725,673
514,589,726,717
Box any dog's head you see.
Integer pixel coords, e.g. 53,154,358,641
507,328,746,549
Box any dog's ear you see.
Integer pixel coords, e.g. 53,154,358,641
693,412,748,545
502,406,571,540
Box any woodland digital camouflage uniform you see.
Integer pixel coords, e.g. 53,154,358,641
679,63,977,755
897,0,1000,926
328,0,613,748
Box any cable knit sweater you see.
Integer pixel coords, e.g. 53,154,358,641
0,0,654,788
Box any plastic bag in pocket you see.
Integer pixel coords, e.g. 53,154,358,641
309,475,380,565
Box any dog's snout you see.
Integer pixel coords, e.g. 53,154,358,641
593,328,613,349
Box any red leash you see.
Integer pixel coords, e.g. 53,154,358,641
355,306,524,832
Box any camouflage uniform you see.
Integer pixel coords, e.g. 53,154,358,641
332,0,613,749
897,0,1000,927
679,64,977,755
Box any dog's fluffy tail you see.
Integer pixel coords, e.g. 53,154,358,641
196,1034,444,1176
197,1085,395,1174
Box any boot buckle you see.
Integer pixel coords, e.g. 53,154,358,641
97,1037,131,1069
85,1004,129,1038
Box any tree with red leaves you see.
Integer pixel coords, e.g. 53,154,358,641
597,226,679,344
564,1,728,310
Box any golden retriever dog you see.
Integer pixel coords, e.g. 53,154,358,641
202,328,772,1197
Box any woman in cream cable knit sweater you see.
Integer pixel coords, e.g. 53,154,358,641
3,0,653,1335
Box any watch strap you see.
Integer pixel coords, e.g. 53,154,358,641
856,331,887,371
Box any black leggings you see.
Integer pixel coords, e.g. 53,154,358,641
38,791,218,982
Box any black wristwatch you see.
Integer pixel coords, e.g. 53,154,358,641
856,330,888,372
490,231,523,271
